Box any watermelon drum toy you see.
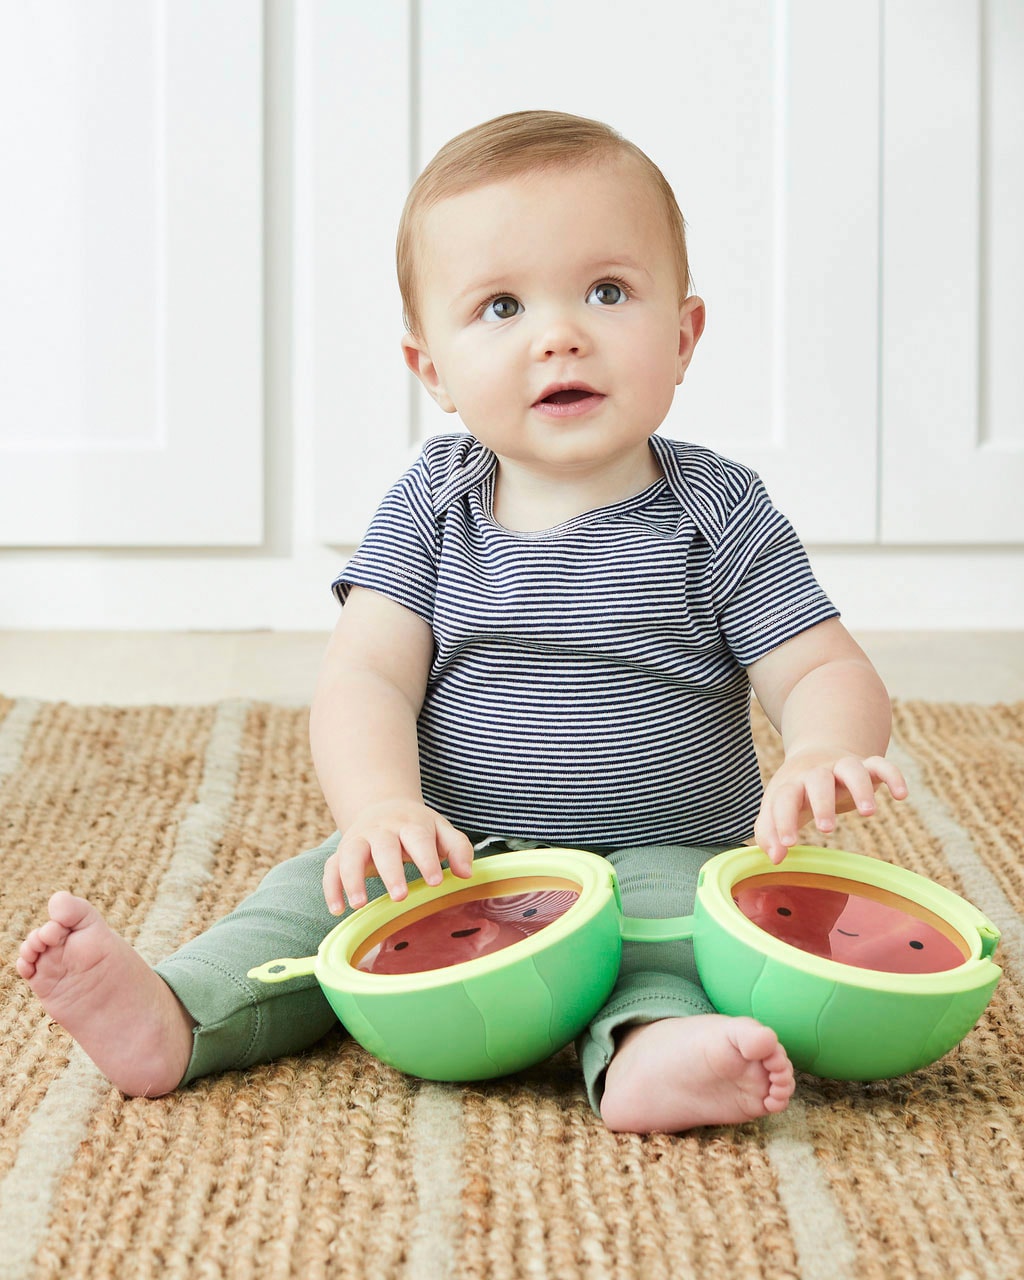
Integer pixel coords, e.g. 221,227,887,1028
248,845,1001,1083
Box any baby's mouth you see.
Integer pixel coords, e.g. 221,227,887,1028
541,389,593,405
533,384,605,416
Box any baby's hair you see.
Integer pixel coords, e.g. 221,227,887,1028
397,109,691,335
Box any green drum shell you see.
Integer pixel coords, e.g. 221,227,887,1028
248,845,1001,1084
692,847,1002,1080
313,849,623,1081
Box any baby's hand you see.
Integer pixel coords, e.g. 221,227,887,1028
754,749,908,865
323,800,475,913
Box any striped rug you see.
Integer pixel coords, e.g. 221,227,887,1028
1,697,1022,1279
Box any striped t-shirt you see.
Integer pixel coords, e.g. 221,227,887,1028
333,432,838,849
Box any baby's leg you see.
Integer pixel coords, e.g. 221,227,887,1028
18,892,195,1097
153,834,360,1084
579,843,794,1133
18,833,361,1096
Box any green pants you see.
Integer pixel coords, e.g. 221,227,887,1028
156,835,729,1114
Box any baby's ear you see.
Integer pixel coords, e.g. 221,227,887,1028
401,334,457,413
676,296,706,384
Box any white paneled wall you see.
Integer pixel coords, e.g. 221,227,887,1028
881,0,1024,542
0,1,1022,632
0,1,263,546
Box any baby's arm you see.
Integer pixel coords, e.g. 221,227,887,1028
309,586,473,911
746,618,908,863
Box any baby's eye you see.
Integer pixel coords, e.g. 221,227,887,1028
587,281,628,306
482,296,523,322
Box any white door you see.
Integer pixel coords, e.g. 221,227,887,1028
313,1,883,546
881,0,1024,543
0,1,263,547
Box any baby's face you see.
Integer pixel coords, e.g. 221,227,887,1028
402,156,703,496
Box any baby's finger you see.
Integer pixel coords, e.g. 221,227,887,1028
864,755,909,801
322,849,348,915
803,765,840,834
364,829,409,903
768,781,806,851
754,798,790,865
438,820,475,879
335,835,375,910
833,756,879,816
399,823,445,888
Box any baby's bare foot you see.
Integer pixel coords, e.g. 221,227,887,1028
18,891,194,1097
600,1014,795,1133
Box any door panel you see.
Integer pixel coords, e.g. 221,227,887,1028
0,1,263,546
881,0,1024,543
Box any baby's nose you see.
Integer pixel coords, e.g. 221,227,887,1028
532,312,589,359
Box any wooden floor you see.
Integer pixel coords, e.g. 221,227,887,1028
1,630,1022,705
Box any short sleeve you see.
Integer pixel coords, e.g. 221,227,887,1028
713,476,839,667
332,452,439,624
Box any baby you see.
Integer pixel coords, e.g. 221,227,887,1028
19,110,907,1133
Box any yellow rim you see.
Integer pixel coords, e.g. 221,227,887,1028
318,848,618,994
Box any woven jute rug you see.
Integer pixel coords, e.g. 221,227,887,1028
1,695,1022,1279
